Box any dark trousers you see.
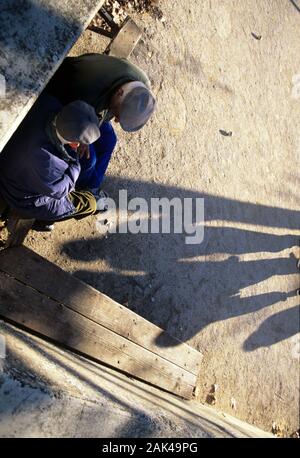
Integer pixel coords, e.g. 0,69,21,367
76,121,117,193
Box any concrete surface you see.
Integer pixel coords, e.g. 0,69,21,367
0,321,273,438
0,0,104,152
19,0,300,436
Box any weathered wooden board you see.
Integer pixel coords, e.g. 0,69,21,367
0,195,34,249
106,17,142,58
3,213,34,249
0,271,197,399
0,246,202,376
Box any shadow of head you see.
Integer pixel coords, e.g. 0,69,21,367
243,301,300,351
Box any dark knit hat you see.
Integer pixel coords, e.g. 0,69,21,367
56,101,100,144
119,86,156,132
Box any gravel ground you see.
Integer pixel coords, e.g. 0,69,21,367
25,0,300,436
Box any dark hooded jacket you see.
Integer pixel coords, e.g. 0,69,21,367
0,94,79,220
46,53,150,123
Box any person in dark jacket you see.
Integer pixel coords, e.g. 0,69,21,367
0,94,106,228
46,54,156,192
46,53,156,131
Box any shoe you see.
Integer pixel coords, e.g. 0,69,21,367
32,220,55,232
95,190,109,212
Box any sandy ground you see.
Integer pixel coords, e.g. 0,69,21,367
25,0,300,436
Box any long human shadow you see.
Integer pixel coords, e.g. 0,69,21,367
61,176,300,349
243,304,300,351
101,177,300,230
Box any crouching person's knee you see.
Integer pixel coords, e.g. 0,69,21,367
69,190,97,220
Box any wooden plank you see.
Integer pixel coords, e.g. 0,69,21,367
3,213,34,249
106,17,142,58
0,271,196,399
0,246,202,375
0,196,34,249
